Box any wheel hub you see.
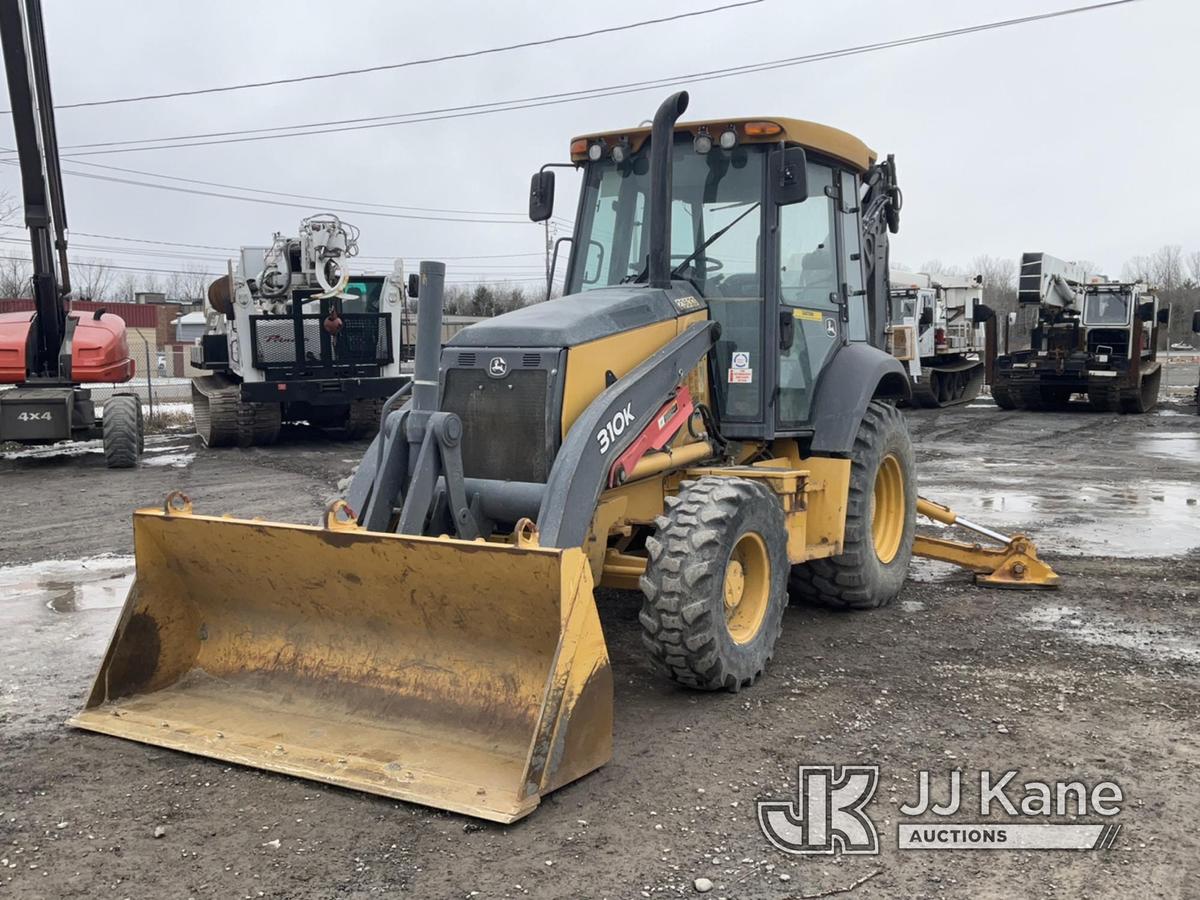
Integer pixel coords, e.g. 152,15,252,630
724,532,770,645
871,452,905,564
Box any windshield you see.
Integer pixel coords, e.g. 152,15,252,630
1083,291,1129,326
341,278,383,314
568,137,764,296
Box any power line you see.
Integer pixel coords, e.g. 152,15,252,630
14,162,539,225
16,1,763,112
27,1,1136,159
11,156,530,218
0,252,558,286
0,223,549,262
0,236,548,272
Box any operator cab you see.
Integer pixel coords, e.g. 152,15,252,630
1081,282,1160,363
547,117,885,436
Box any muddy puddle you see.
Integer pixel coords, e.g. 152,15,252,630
1137,432,1200,461
0,556,134,613
1021,604,1200,664
919,482,1199,557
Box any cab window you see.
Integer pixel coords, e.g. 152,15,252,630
777,161,838,425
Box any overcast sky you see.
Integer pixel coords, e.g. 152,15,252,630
0,0,1193,289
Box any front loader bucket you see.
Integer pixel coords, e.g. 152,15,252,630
69,501,612,823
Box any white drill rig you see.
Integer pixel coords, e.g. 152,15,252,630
885,270,989,407
191,214,409,446
991,251,1165,412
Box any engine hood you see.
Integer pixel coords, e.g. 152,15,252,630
447,283,703,349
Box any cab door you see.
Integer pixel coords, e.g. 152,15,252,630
774,158,847,428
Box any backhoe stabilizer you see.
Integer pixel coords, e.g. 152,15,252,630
69,496,613,824
914,496,1060,590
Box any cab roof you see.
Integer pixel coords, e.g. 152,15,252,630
570,117,876,173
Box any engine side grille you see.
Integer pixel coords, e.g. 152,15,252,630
441,368,550,482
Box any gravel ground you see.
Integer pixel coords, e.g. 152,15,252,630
1,401,1198,899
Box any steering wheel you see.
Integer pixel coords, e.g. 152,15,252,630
670,254,724,274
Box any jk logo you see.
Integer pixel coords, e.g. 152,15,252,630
757,766,880,855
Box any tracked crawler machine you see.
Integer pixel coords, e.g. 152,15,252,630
0,0,142,466
190,214,407,445
886,271,989,406
991,252,1167,412
73,93,1057,823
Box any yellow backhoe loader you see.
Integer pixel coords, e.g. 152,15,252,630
72,92,1057,823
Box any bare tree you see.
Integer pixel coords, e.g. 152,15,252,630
137,273,167,296
1122,254,1152,283
0,188,19,226
166,264,214,302
1150,244,1184,290
0,255,31,297
1186,250,1200,288
969,254,1017,313
111,273,139,302
73,258,117,300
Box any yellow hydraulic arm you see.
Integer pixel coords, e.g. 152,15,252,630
914,497,1059,590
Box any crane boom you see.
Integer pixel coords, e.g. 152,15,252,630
0,0,69,377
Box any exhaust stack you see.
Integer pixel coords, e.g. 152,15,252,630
648,91,689,289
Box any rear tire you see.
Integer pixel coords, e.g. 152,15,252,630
639,476,789,692
102,394,141,469
788,401,916,610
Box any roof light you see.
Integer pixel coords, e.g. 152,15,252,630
718,128,738,150
611,139,629,163
693,131,713,154
570,138,588,158
588,141,605,162
744,121,783,137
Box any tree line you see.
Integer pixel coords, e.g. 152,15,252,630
0,255,213,303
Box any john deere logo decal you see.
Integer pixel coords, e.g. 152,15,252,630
487,356,509,378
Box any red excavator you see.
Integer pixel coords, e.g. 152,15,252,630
0,0,142,466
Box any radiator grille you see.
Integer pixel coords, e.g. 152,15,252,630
441,368,550,482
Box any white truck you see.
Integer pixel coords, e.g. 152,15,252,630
885,270,988,407
190,214,409,446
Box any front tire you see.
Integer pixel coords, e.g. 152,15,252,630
102,394,142,469
639,477,789,692
788,401,916,610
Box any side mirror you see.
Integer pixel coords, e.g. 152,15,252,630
407,273,419,298
1192,309,1200,333
1156,306,1170,325
973,303,995,325
772,146,808,206
529,170,556,222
